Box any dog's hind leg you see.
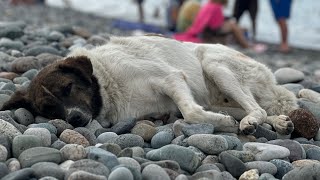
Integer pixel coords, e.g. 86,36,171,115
202,63,267,134
154,71,239,133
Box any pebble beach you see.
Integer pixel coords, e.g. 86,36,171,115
0,1,320,180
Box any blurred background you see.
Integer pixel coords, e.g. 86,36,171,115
46,0,320,50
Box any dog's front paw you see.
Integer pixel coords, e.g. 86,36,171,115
240,116,259,135
273,115,294,135
218,115,240,133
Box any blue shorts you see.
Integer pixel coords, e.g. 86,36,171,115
270,0,292,20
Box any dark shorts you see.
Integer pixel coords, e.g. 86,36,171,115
270,0,292,20
233,0,258,20
136,0,144,4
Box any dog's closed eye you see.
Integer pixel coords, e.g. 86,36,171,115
62,82,73,96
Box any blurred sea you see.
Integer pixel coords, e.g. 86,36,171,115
47,0,320,50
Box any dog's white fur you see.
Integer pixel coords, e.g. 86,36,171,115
69,36,298,133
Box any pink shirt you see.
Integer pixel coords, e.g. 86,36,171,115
174,2,224,43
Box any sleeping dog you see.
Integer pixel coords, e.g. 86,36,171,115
1,36,299,134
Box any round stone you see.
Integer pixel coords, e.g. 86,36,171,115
12,135,42,158
142,164,170,180
109,118,136,135
48,119,74,136
306,147,320,160
146,144,201,173
10,56,41,73
282,83,304,96
187,134,228,155
181,123,214,137
60,144,87,161
224,150,255,163
0,144,8,162
131,123,156,142
51,140,67,150
68,170,107,180
270,159,294,179
245,161,277,175
109,167,134,180
0,119,22,141
97,132,118,144
1,168,36,180
191,169,223,179
0,162,9,178
239,169,259,180
25,46,60,56
289,108,320,139
74,127,97,146
31,162,65,179
66,159,109,178
118,157,141,173
292,159,320,168
282,163,320,180
28,123,57,135
24,128,51,147
113,134,144,149
141,160,180,172
6,158,21,172
21,69,39,80
243,142,290,161
267,139,305,162
219,151,246,178
274,68,305,84
151,131,174,149
18,147,62,168
59,129,90,147
86,146,119,170
98,143,122,156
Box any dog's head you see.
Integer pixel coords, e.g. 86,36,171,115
1,56,102,127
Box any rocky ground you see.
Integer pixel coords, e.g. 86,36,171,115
0,2,320,180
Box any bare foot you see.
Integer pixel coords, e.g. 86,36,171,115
279,43,291,53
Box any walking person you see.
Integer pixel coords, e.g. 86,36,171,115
270,0,292,53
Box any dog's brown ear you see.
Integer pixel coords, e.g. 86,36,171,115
58,56,93,84
1,90,32,111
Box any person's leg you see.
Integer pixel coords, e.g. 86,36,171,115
136,0,144,23
248,0,258,41
222,20,250,48
270,0,292,52
278,18,289,52
233,0,247,22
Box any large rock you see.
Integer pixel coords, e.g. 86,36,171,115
289,108,319,139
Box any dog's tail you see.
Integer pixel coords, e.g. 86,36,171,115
259,85,299,116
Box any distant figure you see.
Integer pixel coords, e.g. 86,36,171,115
175,0,201,32
10,0,44,5
233,0,258,41
270,0,292,53
174,0,263,51
135,0,144,23
166,0,185,32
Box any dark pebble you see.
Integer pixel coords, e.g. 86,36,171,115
110,118,136,135
219,151,246,178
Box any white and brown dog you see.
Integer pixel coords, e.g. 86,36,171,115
2,36,299,134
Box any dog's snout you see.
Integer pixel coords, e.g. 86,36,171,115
66,109,89,127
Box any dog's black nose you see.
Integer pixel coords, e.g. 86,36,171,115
66,110,85,127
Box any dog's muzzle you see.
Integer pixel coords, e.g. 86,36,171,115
66,108,92,127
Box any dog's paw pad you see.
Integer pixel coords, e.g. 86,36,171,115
242,125,257,135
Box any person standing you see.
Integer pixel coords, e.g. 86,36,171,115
233,0,258,41
136,0,144,23
270,0,292,53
